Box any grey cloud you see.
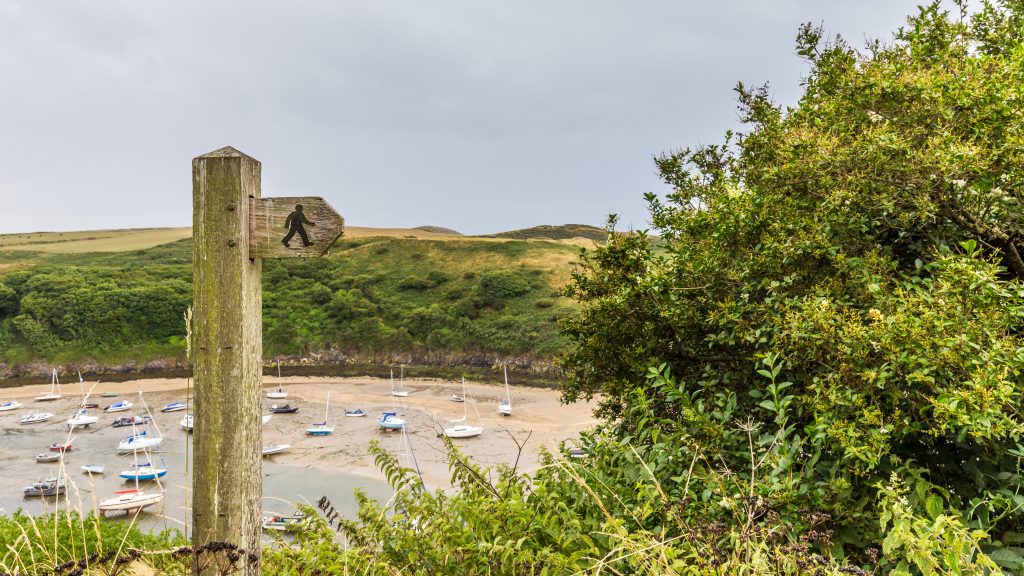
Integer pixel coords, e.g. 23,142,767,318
0,0,924,234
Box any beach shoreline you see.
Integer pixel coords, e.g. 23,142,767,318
1,375,597,489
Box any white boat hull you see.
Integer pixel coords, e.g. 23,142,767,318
443,425,484,438
262,443,291,456
378,417,405,430
34,394,61,402
67,416,99,429
0,401,22,411
98,490,163,514
118,437,162,453
267,392,287,399
21,413,53,424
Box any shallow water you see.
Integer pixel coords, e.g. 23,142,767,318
0,400,391,535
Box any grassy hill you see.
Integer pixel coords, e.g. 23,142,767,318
477,224,607,242
0,226,591,380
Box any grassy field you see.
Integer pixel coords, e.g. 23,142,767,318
0,227,192,253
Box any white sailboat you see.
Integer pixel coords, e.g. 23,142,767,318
66,408,99,429
306,391,335,436
443,378,483,438
67,375,99,429
391,366,409,397
267,361,287,399
0,400,22,411
498,366,512,417
34,369,62,402
117,392,162,453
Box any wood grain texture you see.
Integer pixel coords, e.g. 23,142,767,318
191,146,263,575
249,196,344,259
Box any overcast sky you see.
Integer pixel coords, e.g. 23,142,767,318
0,1,929,235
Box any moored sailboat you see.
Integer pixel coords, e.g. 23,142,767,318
391,366,409,397
377,411,405,430
498,366,512,417
34,369,62,402
305,392,335,436
443,378,483,438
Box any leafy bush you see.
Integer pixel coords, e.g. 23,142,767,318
560,0,1024,569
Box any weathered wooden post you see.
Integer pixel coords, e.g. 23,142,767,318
192,146,344,574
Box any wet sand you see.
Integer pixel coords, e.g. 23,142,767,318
0,376,597,527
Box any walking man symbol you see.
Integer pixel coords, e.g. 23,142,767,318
282,204,316,248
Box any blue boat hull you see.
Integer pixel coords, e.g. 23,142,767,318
120,471,167,480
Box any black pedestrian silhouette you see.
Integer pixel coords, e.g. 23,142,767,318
282,204,316,248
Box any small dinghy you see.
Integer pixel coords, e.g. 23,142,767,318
345,408,367,417
261,442,291,456
450,395,465,403
266,388,288,400
35,453,60,463
180,413,193,431
112,415,150,428
105,400,133,413
270,404,298,414
0,400,22,411
262,512,305,532
160,401,187,413
20,412,53,424
82,464,105,474
377,412,406,430
83,402,100,409
49,439,74,452
100,392,119,398
24,477,66,497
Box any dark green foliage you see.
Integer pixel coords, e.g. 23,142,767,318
0,236,575,365
477,270,532,300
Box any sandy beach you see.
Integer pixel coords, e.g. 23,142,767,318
2,375,598,491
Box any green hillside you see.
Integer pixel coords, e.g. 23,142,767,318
0,232,582,378
478,224,606,241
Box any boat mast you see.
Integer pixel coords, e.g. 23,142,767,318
504,366,510,404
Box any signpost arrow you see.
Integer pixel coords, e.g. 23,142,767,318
249,196,345,259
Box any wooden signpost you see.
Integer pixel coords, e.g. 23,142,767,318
191,146,344,574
